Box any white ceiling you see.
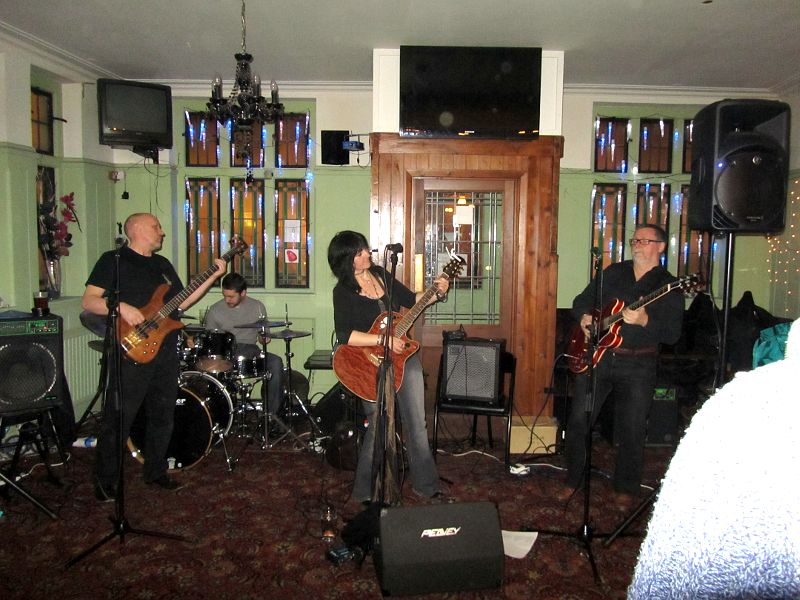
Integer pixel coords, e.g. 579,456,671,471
1,0,799,91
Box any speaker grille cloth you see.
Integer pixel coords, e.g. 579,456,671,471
444,343,498,400
0,342,58,413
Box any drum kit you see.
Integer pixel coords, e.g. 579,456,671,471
167,317,321,470
83,310,319,472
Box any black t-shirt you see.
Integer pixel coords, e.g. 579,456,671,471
572,260,683,349
86,246,184,349
332,266,416,344
87,246,183,308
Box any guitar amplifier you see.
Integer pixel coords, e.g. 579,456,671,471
0,312,65,417
440,339,505,407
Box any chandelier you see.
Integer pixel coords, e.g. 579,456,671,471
207,0,284,129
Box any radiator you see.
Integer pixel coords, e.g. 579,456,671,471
63,329,102,417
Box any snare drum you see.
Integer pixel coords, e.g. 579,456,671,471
235,354,269,379
194,329,236,374
128,371,233,470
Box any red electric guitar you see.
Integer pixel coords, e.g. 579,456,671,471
566,274,698,374
120,237,248,364
333,254,466,402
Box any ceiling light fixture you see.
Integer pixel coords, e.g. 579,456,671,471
206,0,284,132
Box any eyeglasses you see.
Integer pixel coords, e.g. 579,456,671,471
629,238,663,246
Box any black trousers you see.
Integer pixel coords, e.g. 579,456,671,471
565,352,657,494
95,345,180,487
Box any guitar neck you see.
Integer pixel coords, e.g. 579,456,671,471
155,248,237,320
600,281,677,331
394,281,443,337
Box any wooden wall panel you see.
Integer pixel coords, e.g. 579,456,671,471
370,134,563,416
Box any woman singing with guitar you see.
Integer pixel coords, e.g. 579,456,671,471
562,224,685,508
327,231,452,504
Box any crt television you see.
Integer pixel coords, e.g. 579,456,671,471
97,78,173,152
400,46,541,139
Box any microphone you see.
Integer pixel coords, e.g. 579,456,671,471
386,243,403,254
590,247,602,257
114,221,126,249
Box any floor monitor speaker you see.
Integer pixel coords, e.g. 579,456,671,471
688,99,790,233
374,501,504,596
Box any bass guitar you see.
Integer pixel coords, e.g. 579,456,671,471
566,273,698,374
333,254,466,402
120,237,248,364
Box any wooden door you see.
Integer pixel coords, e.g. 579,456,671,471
370,134,563,417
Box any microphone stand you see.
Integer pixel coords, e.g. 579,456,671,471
535,248,607,585
369,247,402,507
67,240,184,568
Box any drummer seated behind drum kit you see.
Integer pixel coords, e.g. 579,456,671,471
170,320,314,468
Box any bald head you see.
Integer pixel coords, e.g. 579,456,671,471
124,213,164,255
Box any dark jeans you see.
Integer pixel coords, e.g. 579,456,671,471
237,343,284,415
95,346,180,487
565,352,657,494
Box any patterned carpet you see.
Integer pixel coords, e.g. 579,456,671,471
0,421,674,600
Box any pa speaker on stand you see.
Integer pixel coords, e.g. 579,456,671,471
688,98,790,233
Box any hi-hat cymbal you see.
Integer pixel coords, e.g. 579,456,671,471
183,324,206,334
267,329,311,340
239,320,292,329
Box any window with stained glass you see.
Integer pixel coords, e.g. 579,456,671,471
591,183,628,270
594,117,629,173
31,88,54,155
638,118,673,174
682,119,694,174
231,122,264,168
185,178,221,280
274,179,309,288
185,112,219,167
275,113,309,169
635,182,671,267
230,178,266,287
678,184,711,282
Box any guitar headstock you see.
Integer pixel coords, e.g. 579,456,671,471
222,236,249,261
676,273,702,294
442,252,467,279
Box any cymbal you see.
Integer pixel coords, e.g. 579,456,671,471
88,340,105,353
239,320,292,329
180,315,198,320
267,329,311,340
183,325,206,334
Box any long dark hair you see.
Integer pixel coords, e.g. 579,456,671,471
327,230,373,292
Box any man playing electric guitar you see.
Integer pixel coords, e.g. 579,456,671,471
561,224,684,507
82,213,226,501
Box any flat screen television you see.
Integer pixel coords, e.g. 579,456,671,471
97,78,173,153
400,46,541,139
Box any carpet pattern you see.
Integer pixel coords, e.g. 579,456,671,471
0,428,673,599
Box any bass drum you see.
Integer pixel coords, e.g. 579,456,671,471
128,371,233,470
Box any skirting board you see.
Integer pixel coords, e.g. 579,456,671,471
509,415,558,455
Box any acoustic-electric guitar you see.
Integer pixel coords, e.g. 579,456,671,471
333,254,466,402
120,237,248,364
566,273,698,374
